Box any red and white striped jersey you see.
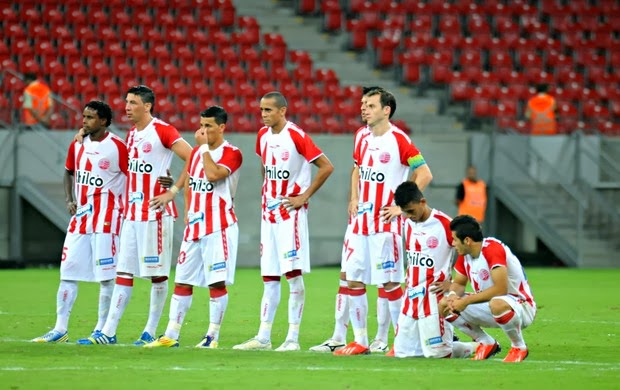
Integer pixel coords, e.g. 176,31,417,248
125,117,184,221
455,237,536,309
352,124,426,235
402,209,454,319
65,132,128,234
255,121,323,223
183,142,243,241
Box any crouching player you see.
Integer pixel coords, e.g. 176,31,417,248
391,181,478,358
440,215,536,363
145,106,242,348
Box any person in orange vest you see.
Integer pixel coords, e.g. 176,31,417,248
525,84,557,135
455,165,487,224
22,72,54,128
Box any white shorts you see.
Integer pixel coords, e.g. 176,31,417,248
60,233,118,282
175,224,238,287
260,209,310,276
117,216,174,278
340,223,355,272
458,295,536,329
344,232,404,285
393,313,453,358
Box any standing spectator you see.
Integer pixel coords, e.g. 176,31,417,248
22,72,53,128
525,84,557,135
440,215,536,363
144,106,243,348
78,85,192,345
233,91,334,351
334,87,433,356
32,101,127,343
455,165,487,225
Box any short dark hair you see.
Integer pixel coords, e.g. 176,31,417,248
362,85,382,95
450,215,484,242
126,85,155,112
262,91,288,108
200,105,228,125
394,181,424,208
84,100,113,127
536,84,549,93
24,72,37,83
364,88,397,119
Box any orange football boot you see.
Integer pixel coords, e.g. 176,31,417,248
503,347,529,362
333,341,370,356
472,342,501,360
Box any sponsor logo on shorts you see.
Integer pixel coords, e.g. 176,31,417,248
266,198,282,211
357,201,373,215
407,285,426,299
75,203,93,217
143,256,160,263
376,260,395,270
97,257,114,266
188,211,205,225
209,262,226,271
283,249,298,259
129,192,144,204
425,336,443,346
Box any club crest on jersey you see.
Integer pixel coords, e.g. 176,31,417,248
359,166,385,182
379,152,391,164
75,203,93,217
209,262,226,271
479,269,490,281
265,165,290,180
357,201,373,215
187,211,204,225
98,158,110,170
376,260,395,270
189,177,214,193
406,251,435,268
142,142,152,153
75,170,104,187
128,158,153,173
129,191,144,203
426,236,439,249
407,285,426,299
281,150,290,161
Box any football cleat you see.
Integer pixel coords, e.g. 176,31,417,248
32,330,68,343
195,335,218,349
309,339,346,353
77,330,117,345
503,347,529,363
133,331,156,346
333,341,370,356
275,339,300,352
369,338,389,353
472,342,501,360
144,336,179,348
232,337,272,350
385,346,395,357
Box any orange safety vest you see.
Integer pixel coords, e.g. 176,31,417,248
458,179,487,223
22,80,51,125
527,94,557,135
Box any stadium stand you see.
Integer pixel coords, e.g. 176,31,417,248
0,0,372,133
294,0,620,135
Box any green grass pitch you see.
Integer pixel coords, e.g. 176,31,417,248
1,268,619,389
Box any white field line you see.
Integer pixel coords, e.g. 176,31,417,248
539,319,620,325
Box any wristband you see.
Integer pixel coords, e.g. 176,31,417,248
199,144,209,155
170,185,180,195
446,291,457,298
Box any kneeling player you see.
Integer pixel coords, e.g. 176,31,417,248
391,181,478,358
145,106,242,348
439,215,536,363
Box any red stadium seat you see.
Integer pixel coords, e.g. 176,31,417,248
471,98,496,118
